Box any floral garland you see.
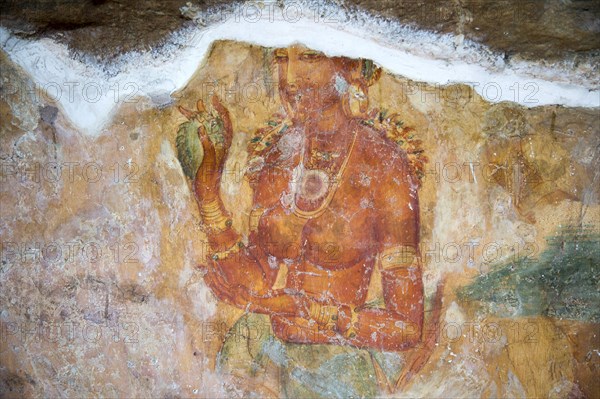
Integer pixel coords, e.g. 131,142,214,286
244,109,427,186
363,110,427,185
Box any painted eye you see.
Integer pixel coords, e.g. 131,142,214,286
274,49,288,61
301,50,323,60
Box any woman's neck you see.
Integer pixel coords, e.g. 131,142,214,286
305,101,346,132
300,102,355,170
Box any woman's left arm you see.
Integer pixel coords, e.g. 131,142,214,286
335,253,424,351
334,156,424,351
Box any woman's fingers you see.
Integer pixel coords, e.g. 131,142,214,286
197,125,216,163
203,261,229,290
203,266,256,309
195,123,220,198
203,270,222,298
234,284,254,304
196,99,206,113
206,261,230,286
211,95,233,150
178,105,196,120
293,295,311,319
195,96,231,175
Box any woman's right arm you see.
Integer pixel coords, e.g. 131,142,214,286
193,97,272,293
194,97,309,317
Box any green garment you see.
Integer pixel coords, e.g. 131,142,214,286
217,313,405,399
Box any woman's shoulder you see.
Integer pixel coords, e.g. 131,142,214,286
354,116,427,188
354,121,411,173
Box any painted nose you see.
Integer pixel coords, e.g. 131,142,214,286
286,60,299,92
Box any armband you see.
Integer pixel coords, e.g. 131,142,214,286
211,241,244,261
380,245,417,271
309,303,338,329
200,198,232,233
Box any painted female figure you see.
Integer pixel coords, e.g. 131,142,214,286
177,44,440,397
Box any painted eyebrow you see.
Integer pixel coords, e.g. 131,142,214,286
301,50,323,56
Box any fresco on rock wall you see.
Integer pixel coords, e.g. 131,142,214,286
176,43,441,397
1,37,598,398
173,41,599,398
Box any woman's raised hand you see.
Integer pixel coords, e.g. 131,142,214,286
188,95,233,202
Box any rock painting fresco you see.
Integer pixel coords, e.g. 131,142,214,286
0,35,598,398
173,41,599,398
176,44,442,397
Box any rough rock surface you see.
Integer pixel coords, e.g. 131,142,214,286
1,39,599,397
1,0,599,62
0,2,599,398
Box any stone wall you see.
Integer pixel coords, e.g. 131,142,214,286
1,2,598,398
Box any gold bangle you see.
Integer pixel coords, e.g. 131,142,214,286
204,217,233,233
200,198,221,213
380,245,417,271
211,241,244,261
200,199,223,220
309,303,338,328
343,307,359,339
201,199,232,232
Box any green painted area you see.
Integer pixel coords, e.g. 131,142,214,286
176,120,203,180
458,226,600,322
175,114,226,180
217,313,412,398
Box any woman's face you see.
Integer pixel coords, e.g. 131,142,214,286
275,45,346,122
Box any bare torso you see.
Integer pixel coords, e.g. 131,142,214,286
246,121,410,342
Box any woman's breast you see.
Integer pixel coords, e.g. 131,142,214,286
302,206,375,268
256,205,306,260
252,145,378,269
256,199,376,269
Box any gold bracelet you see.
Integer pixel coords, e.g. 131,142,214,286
200,198,223,221
211,241,244,261
309,303,338,329
200,199,232,233
343,307,359,339
380,245,417,271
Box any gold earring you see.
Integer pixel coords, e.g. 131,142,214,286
343,84,368,118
